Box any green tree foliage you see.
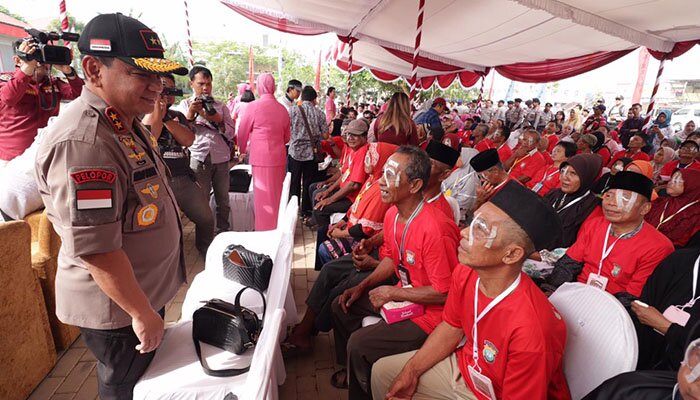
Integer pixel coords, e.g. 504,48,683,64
0,6,27,23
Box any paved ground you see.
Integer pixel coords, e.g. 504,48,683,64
29,217,346,400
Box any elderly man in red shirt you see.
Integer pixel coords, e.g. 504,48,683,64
372,181,570,400
0,39,83,164
505,129,547,185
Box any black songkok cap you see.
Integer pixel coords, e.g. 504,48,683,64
426,140,460,169
469,149,500,172
607,170,654,200
489,181,562,251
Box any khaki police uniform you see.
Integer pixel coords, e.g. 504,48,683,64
35,87,186,330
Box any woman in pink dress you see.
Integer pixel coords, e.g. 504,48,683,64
238,73,291,230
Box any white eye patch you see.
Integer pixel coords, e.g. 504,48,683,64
670,174,684,186
468,213,499,248
383,164,401,188
615,190,638,213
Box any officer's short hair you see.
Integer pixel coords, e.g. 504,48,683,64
161,73,176,83
189,65,212,81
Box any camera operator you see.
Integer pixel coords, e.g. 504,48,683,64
0,39,83,165
176,65,234,233
142,74,214,254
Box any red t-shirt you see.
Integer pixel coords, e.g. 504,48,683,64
382,203,460,334
442,266,570,400
596,146,611,166
509,150,547,182
340,144,369,202
660,159,700,178
567,212,674,296
541,150,554,166
496,143,512,163
544,133,559,153
608,150,650,168
474,139,495,153
528,165,561,196
428,193,454,221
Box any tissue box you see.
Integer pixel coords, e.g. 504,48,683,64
380,301,425,324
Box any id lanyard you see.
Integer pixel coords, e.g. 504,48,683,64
471,274,521,372
597,223,642,276
507,152,532,174
533,167,559,193
393,200,425,272
556,191,590,214
657,200,699,229
679,255,700,310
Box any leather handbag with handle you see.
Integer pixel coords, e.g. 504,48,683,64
222,244,273,292
191,286,266,377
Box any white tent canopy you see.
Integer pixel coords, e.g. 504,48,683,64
221,0,700,82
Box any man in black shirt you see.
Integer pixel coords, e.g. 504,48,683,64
618,102,645,149
143,74,214,254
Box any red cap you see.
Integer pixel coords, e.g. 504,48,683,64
432,97,447,107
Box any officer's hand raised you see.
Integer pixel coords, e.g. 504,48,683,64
132,308,165,353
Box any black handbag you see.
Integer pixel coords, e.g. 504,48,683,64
222,244,273,291
191,287,266,377
229,169,252,193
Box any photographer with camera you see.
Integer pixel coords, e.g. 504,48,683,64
0,34,83,165
142,74,214,255
177,65,234,233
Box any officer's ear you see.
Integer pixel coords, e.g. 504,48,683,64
82,56,103,87
12,55,20,67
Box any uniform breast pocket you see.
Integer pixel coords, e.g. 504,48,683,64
123,176,168,232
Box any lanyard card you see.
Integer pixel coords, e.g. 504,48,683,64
468,365,497,400
398,264,411,287
586,273,608,291
663,306,691,328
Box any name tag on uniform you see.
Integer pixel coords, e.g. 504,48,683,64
586,273,608,291
468,365,497,400
532,182,543,193
663,306,691,328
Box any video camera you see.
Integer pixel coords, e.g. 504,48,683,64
195,95,217,115
162,87,184,97
17,28,80,66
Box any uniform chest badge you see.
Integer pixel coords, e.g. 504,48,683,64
483,340,498,363
406,250,415,265
140,183,160,199
612,263,622,278
137,204,159,226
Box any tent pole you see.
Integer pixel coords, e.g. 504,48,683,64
476,76,485,115
184,0,194,67
346,40,354,106
643,56,666,127
409,0,426,101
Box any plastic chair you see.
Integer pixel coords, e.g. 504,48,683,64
549,282,638,400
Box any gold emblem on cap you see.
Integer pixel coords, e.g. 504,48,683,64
133,58,184,73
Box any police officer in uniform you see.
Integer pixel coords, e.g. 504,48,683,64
34,13,188,399
0,39,83,165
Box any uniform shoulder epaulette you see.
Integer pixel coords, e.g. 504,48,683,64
0,73,13,82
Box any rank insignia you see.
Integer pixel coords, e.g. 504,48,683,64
105,107,127,133
139,29,164,51
149,133,158,149
128,152,147,161
612,264,622,278
483,340,498,363
140,183,160,199
406,250,415,265
118,135,136,149
137,203,158,226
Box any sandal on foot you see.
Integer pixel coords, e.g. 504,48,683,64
281,341,313,359
330,368,348,389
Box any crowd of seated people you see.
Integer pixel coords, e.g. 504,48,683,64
284,91,700,400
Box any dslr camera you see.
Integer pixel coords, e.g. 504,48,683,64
195,95,217,115
162,87,183,97
17,28,80,65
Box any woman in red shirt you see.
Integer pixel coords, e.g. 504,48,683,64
645,169,700,248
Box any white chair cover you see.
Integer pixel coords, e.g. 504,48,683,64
549,282,638,400
210,164,255,232
276,173,291,230
243,309,286,400
133,309,286,400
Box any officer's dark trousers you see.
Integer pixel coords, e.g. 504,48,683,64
80,309,164,400
169,174,214,253
331,294,428,400
190,155,230,232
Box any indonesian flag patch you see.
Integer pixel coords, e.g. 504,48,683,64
89,39,112,52
76,189,113,210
